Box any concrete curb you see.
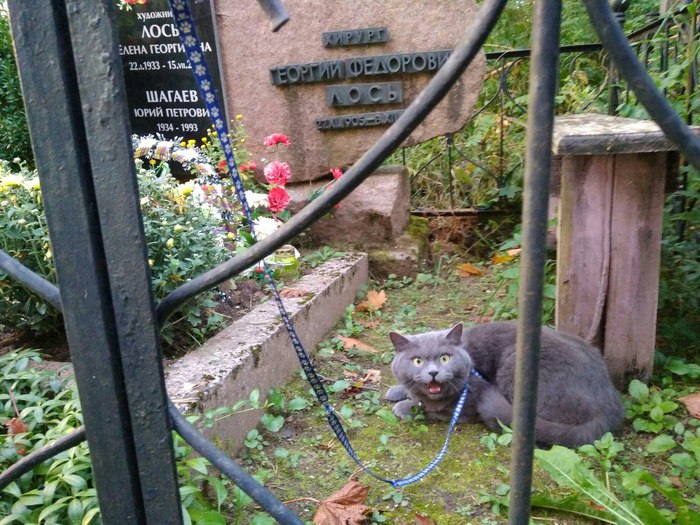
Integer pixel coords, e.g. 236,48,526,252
165,253,368,450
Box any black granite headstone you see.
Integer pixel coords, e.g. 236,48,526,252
116,0,227,143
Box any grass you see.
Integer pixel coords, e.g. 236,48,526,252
211,258,610,524
207,252,700,524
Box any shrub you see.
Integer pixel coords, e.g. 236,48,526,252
0,349,231,524
0,11,33,167
0,158,229,350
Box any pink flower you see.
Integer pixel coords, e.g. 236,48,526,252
267,186,290,213
263,133,290,147
330,168,343,180
264,161,291,186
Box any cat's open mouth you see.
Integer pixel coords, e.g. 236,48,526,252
427,381,443,395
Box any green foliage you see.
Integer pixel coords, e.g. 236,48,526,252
299,246,345,270
0,160,228,350
0,160,60,335
530,355,700,524
0,12,33,167
0,351,300,524
626,379,681,434
482,225,556,323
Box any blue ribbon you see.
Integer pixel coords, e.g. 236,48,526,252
167,0,474,487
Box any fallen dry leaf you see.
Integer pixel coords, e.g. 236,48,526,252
679,393,700,418
280,288,307,298
356,289,387,312
4,417,28,436
507,247,522,256
313,479,371,525
491,252,514,265
457,262,484,277
343,369,360,380
336,335,377,353
362,369,381,384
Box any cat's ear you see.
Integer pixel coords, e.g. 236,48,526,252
445,323,463,345
389,332,412,352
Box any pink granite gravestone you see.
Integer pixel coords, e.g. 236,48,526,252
214,0,485,182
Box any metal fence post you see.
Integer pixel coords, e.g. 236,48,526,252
7,1,183,522
508,2,561,523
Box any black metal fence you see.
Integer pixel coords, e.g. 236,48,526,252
406,3,700,216
2,1,700,524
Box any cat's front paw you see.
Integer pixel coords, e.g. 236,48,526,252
393,399,418,419
385,384,408,402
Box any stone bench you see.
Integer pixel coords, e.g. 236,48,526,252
551,114,687,387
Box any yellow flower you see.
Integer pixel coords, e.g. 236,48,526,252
178,181,195,196
202,137,208,143
180,141,187,147
166,238,175,248
44,249,52,261
174,224,183,233
0,174,24,190
227,232,235,239
212,131,217,136
236,114,243,120
149,159,156,165
148,259,154,268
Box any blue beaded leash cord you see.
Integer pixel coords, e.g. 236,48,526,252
167,0,476,487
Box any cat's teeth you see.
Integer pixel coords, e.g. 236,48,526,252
427,382,442,394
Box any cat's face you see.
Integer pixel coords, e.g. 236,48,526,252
389,324,472,400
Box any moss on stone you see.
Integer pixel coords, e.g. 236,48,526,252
249,344,263,368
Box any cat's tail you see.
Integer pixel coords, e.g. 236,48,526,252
476,386,621,448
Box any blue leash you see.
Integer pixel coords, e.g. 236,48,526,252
167,0,473,487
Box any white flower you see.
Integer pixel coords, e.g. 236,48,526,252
252,216,282,240
244,190,268,209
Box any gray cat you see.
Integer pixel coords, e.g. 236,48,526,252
386,321,625,447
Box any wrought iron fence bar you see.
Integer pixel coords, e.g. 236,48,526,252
7,2,146,522
0,427,86,491
63,2,183,522
508,1,561,523
0,249,61,310
157,0,509,325
7,1,182,522
168,402,304,524
583,0,700,172
411,208,512,217
484,43,601,60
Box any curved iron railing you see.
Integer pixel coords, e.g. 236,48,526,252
2,1,700,523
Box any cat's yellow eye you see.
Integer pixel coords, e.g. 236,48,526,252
439,354,451,364
412,357,424,367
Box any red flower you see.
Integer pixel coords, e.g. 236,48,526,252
264,161,291,186
330,168,343,180
240,161,257,173
267,186,290,213
217,159,228,173
263,133,290,147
